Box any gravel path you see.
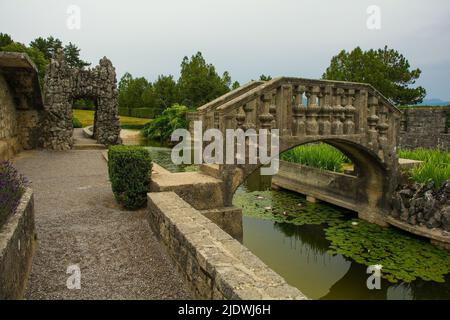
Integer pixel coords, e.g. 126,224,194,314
13,150,192,300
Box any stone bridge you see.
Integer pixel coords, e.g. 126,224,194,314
188,77,402,226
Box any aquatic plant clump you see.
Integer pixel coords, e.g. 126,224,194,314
233,190,346,226
0,161,28,229
325,219,450,283
398,148,450,188
280,143,350,173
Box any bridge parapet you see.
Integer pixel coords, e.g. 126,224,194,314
191,77,400,165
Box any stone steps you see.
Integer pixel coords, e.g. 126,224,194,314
150,166,225,210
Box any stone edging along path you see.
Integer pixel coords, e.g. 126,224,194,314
0,188,35,299
147,191,308,300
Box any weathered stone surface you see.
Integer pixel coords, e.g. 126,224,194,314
391,180,450,232
399,107,450,151
41,50,120,149
0,188,35,299
147,191,307,300
0,53,44,160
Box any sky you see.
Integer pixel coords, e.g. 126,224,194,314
1,0,450,100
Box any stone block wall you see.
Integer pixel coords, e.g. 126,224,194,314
0,74,21,161
0,53,44,160
147,191,307,300
399,107,450,150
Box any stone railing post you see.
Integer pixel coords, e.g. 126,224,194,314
292,85,306,136
344,89,356,134
367,95,380,150
305,86,320,135
319,86,332,135
331,88,344,135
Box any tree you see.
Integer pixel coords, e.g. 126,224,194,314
177,52,232,108
118,72,152,112
0,33,13,48
259,74,272,81
323,46,426,105
29,36,63,60
153,75,178,110
63,42,90,68
141,104,188,142
232,81,240,90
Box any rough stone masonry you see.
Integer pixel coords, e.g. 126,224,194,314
41,50,120,150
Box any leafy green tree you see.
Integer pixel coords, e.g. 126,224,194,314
64,42,90,68
323,46,426,105
141,104,188,142
153,75,177,110
177,52,232,108
0,33,13,48
232,81,240,90
118,72,152,112
259,74,272,81
29,36,63,60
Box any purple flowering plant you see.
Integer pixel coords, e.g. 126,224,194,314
0,161,28,229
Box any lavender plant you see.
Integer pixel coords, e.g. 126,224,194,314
0,161,28,229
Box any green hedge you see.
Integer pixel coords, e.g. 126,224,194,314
108,145,152,209
72,117,82,128
130,108,153,119
118,107,130,117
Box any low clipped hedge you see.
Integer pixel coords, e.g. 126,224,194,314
130,108,153,119
118,107,130,117
108,145,152,210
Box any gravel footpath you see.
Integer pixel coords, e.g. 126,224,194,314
13,150,192,300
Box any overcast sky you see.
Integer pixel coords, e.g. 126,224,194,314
1,0,449,100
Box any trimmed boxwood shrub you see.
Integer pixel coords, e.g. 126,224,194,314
108,145,152,210
130,107,153,119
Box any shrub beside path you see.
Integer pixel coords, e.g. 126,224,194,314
13,149,191,299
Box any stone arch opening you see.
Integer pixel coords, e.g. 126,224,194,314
41,50,120,150
225,137,392,226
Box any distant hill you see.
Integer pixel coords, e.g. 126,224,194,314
416,99,450,106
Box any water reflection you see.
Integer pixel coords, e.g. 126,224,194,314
238,169,450,300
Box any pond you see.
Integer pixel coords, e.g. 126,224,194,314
133,137,450,300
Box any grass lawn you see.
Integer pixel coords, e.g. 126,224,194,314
73,109,151,128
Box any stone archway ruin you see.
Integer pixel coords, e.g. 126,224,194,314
42,50,120,150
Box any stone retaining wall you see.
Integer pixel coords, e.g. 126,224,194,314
147,191,307,300
0,73,20,161
400,107,450,150
272,160,360,212
0,188,36,299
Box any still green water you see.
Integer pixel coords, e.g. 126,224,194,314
133,139,450,300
